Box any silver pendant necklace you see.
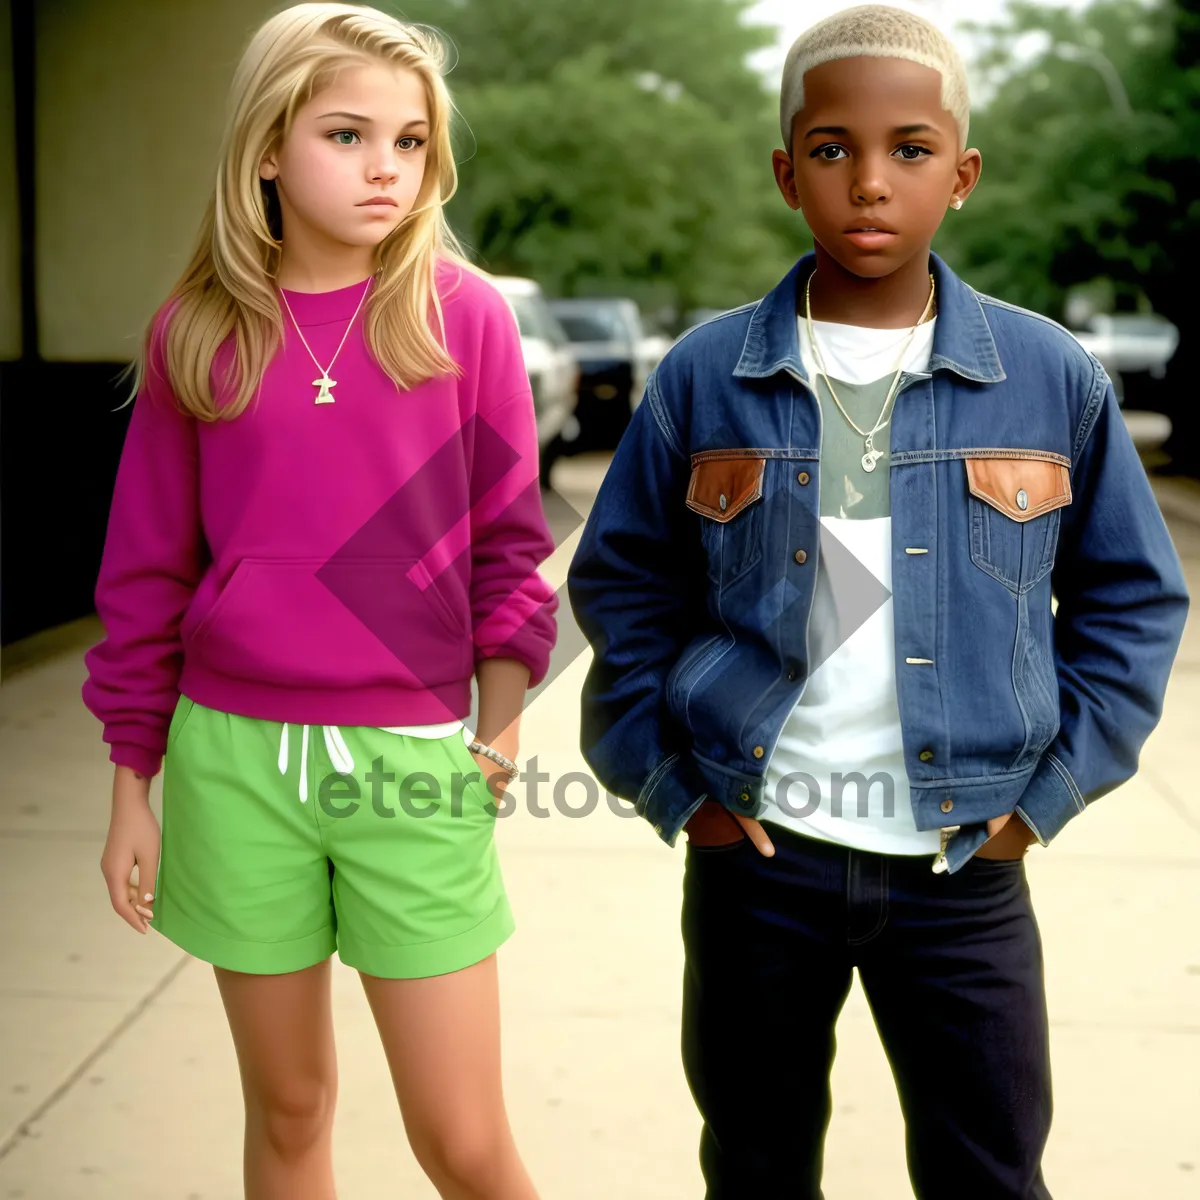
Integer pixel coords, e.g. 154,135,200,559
278,274,375,405
804,271,936,472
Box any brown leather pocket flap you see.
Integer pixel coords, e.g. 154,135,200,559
686,453,766,523
964,454,1072,523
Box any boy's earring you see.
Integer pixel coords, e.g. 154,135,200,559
950,196,964,210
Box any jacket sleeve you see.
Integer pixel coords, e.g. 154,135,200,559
81,315,206,778
567,369,710,844
467,298,558,687
1015,363,1189,843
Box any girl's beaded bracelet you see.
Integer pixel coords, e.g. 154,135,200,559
468,740,519,780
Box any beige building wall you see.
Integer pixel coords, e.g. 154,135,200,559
0,0,21,361
35,0,276,361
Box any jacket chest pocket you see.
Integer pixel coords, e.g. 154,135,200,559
686,452,766,585
964,453,1072,594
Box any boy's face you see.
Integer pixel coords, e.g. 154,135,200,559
772,56,981,279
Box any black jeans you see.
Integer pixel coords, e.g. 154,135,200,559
681,823,1053,1199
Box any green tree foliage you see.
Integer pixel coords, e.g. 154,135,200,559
395,0,811,314
937,0,1197,464
940,0,1195,315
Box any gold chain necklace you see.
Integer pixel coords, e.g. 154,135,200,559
804,271,936,472
278,274,375,405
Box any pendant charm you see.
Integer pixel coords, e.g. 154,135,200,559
861,451,879,473
313,374,336,405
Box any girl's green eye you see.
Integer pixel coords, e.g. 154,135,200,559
334,131,357,145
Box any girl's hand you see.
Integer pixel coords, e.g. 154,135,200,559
100,766,161,934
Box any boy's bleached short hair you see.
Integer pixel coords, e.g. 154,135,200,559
779,4,970,151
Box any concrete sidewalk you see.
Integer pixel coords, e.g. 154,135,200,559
1,456,1198,1198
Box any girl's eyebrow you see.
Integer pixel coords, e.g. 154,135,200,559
316,111,430,130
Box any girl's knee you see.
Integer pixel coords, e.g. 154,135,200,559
249,1082,335,1159
410,1120,513,1192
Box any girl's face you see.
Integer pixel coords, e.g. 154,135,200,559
260,62,431,255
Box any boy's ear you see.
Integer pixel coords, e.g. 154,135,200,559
772,149,802,212
952,147,983,207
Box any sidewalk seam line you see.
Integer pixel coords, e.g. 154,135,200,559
0,954,191,1161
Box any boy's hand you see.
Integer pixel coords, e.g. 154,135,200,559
684,799,775,856
975,811,1037,860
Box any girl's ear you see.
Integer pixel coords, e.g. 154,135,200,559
259,152,279,181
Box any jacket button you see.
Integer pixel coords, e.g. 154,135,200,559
752,745,764,758
940,798,954,814
919,749,934,763
794,549,808,565
797,471,810,486
1016,488,1029,511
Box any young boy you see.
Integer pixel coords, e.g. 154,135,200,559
567,6,1189,1197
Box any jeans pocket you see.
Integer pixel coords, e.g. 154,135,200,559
687,833,750,854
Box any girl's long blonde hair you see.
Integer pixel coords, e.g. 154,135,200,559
135,3,466,421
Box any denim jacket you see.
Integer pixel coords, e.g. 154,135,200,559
567,251,1189,874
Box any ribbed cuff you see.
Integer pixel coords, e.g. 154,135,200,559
109,742,163,779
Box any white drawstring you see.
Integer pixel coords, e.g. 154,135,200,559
278,723,356,803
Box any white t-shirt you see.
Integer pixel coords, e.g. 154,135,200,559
759,315,939,856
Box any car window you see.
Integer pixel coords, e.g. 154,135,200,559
506,291,569,346
506,293,542,340
554,310,626,342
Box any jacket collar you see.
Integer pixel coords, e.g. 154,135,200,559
732,250,1006,386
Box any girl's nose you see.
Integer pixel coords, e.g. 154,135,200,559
368,152,401,185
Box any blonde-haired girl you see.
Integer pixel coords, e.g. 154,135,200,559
82,5,555,1196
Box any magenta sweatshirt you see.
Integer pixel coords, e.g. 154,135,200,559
82,261,559,778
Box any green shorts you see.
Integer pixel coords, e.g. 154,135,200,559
152,697,513,978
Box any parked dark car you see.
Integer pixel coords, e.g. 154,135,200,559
548,298,667,449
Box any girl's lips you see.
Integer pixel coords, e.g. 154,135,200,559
844,230,898,250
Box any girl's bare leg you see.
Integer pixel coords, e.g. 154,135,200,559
215,959,338,1200
360,954,538,1200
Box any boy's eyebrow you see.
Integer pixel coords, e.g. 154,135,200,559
316,111,430,130
803,122,941,139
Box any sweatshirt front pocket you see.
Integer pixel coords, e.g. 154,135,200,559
185,556,472,688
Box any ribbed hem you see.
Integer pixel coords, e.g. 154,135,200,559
337,898,515,980
178,665,472,727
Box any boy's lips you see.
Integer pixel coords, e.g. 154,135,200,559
844,229,899,250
